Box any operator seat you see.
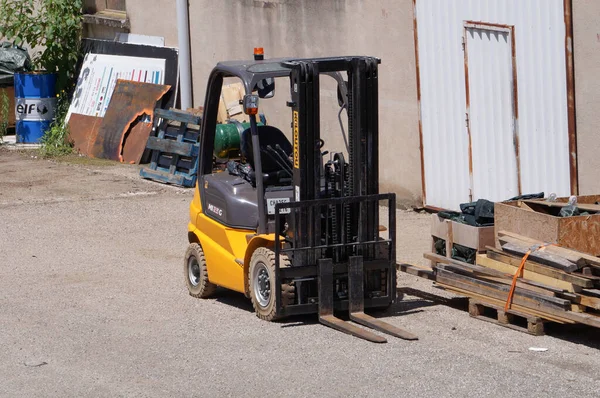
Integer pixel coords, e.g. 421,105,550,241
240,125,293,185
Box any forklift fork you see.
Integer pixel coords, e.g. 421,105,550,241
318,257,418,343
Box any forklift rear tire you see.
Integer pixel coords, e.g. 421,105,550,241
248,247,295,321
184,243,217,298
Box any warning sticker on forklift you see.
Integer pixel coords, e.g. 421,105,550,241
267,198,291,215
293,110,299,169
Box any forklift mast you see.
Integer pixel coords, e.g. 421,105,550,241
287,57,381,261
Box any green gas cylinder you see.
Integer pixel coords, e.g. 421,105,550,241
214,121,262,158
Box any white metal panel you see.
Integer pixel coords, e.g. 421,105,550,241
65,53,166,122
466,27,519,201
416,0,571,210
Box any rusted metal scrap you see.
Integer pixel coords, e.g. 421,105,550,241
120,118,154,164
68,114,102,156
89,80,171,162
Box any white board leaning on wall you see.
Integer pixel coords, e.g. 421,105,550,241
65,53,166,123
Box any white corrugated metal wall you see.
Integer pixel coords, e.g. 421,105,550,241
416,0,571,210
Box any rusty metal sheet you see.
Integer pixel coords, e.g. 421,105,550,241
91,80,170,162
67,114,103,156
121,120,153,164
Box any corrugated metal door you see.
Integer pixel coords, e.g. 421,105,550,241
415,0,573,211
464,24,520,202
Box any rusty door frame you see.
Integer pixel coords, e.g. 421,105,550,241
413,0,578,210
564,0,578,195
462,21,521,201
412,0,430,208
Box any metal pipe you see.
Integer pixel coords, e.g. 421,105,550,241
250,114,267,234
176,0,193,109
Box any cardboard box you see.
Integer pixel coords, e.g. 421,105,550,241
494,195,600,256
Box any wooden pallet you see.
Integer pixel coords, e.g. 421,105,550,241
468,299,546,336
401,229,600,335
139,108,201,188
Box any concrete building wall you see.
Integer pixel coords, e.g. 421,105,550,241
124,0,422,207
572,0,600,195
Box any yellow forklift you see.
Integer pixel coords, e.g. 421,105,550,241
184,50,416,343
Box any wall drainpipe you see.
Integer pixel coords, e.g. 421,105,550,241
176,0,193,109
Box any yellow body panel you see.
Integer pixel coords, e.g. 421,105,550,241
189,215,249,293
188,184,282,294
188,186,269,294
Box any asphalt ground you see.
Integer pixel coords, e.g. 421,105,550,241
1,149,599,397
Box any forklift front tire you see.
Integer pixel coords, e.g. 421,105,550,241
184,243,217,298
248,247,294,321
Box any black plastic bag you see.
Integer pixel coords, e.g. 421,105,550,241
0,42,31,86
507,192,544,201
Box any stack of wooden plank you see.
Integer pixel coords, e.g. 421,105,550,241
419,230,600,335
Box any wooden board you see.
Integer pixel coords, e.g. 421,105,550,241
397,263,435,280
145,135,197,156
435,283,573,324
438,278,600,329
498,230,600,268
485,248,593,288
476,254,578,292
439,263,560,297
501,242,580,273
577,295,600,311
582,289,600,298
523,199,600,213
436,266,571,311
425,252,563,295
528,195,600,205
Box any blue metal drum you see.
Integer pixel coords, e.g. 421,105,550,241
14,72,57,143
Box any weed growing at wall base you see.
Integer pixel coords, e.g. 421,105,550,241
39,96,73,157
0,90,9,142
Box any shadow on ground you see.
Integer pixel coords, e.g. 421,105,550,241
213,288,254,312
211,286,436,330
211,283,600,348
398,286,600,350
545,323,600,350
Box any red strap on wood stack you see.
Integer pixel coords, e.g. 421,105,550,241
504,243,554,312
